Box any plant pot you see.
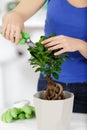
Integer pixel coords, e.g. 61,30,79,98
33,90,74,130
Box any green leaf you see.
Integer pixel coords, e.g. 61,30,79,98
27,34,71,81
35,67,44,72
48,33,56,38
39,36,47,42
52,72,59,79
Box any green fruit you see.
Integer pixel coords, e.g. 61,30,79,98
5,110,13,123
28,106,36,116
22,106,32,115
10,107,19,118
1,106,35,123
18,113,25,119
1,112,7,122
13,116,19,120
25,113,33,119
29,106,35,111
1,109,13,123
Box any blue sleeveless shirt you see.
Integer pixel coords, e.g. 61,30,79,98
44,0,87,83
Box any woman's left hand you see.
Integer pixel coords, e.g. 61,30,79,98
42,35,87,57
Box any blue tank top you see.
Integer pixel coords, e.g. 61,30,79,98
44,0,87,83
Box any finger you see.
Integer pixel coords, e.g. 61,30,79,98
5,24,11,40
10,25,21,44
54,49,66,56
9,25,17,43
2,23,7,37
48,44,63,51
10,30,16,43
42,37,57,44
14,27,21,44
45,40,62,47
2,15,7,36
2,23,8,38
42,35,64,44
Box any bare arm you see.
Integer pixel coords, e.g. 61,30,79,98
2,0,46,43
79,42,87,59
13,0,46,21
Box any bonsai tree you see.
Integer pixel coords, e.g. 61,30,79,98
28,34,69,100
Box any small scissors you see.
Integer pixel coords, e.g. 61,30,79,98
0,31,35,48
19,31,35,48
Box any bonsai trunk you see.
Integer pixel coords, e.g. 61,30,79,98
45,76,65,100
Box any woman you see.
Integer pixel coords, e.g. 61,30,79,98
2,0,87,113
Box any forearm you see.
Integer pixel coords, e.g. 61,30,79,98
79,41,87,59
13,0,46,22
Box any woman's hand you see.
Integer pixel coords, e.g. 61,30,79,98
2,0,46,44
2,11,24,44
42,35,87,58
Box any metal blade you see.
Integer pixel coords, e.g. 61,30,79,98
26,39,35,48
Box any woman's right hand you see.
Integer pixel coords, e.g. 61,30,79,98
2,11,24,44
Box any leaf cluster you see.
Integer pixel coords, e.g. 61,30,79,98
28,34,69,80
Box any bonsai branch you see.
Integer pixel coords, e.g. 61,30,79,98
45,76,65,100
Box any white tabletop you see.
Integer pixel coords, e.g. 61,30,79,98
0,112,87,130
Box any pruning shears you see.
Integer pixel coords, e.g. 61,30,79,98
19,31,35,47
0,31,35,48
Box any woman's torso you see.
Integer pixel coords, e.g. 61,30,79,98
44,0,87,83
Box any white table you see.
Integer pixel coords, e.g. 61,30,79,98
0,112,87,130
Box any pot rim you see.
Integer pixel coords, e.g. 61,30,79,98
33,90,74,102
